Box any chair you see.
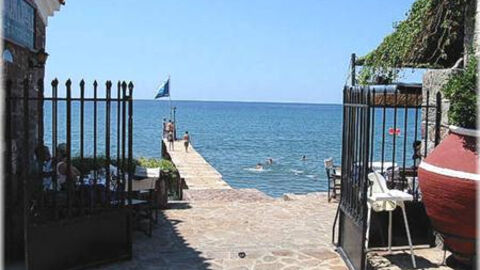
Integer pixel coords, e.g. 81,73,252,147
324,158,341,202
127,195,154,237
366,171,416,268
127,177,157,237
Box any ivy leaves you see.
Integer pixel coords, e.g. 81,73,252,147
441,55,477,129
357,0,467,85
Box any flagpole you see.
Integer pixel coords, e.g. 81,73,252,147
168,75,172,121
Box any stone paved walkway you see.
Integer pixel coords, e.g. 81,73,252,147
92,190,453,270
95,192,347,270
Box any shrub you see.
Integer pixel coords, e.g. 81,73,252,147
71,156,139,174
441,55,477,129
138,157,177,172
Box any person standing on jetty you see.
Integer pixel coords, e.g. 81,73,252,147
166,120,174,134
167,130,175,151
162,118,167,138
183,131,190,152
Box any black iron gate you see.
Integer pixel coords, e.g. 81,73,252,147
336,82,441,269
5,78,135,270
337,86,371,270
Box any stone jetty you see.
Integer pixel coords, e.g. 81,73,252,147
163,139,231,190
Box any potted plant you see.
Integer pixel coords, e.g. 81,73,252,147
134,157,163,178
418,56,478,266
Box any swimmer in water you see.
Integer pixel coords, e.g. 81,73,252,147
301,155,307,161
266,158,273,165
255,163,264,170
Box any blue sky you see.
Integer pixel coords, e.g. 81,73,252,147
45,0,418,103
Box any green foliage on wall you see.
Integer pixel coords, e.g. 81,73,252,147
441,55,477,129
358,0,433,84
358,0,467,84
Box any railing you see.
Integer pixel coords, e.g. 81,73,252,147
362,84,441,201
5,78,134,224
336,83,441,269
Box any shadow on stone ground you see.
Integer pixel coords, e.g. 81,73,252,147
92,203,212,270
367,250,469,270
368,253,440,270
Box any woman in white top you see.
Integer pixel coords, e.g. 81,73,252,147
55,143,80,190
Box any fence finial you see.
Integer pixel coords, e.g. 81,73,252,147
66,79,72,87
93,80,98,88
80,79,85,87
128,81,134,90
106,80,112,89
52,78,59,87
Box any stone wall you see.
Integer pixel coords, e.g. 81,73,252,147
421,69,460,155
422,0,478,155
2,2,47,261
464,0,477,58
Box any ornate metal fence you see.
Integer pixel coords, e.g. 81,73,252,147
5,78,135,269
336,83,441,270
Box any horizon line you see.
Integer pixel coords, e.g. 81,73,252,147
134,98,342,106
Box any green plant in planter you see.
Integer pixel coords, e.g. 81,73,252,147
137,157,177,172
71,156,139,174
441,55,477,129
71,156,109,175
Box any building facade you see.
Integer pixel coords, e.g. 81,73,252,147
2,0,63,261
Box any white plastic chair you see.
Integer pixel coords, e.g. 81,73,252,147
366,171,416,268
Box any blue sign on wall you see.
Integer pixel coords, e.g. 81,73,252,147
3,0,35,50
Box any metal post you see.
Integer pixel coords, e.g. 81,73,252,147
391,90,398,188
106,81,112,206
93,81,98,185
51,79,58,218
380,88,387,173
121,82,127,206
80,80,85,160
402,95,409,191
127,82,134,206
434,92,442,146
351,53,356,86
116,81,121,202
36,79,45,210
66,79,73,217
424,90,430,158
37,79,44,146
413,93,420,200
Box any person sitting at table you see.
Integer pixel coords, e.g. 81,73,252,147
34,145,54,191
56,143,81,190
412,140,422,166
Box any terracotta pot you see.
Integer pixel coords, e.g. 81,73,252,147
418,126,478,265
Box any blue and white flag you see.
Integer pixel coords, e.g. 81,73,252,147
154,77,170,99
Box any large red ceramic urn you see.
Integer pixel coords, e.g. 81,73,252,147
418,126,478,264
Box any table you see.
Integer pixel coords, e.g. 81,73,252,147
130,177,156,191
370,161,397,172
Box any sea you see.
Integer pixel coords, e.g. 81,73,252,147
43,100,420,197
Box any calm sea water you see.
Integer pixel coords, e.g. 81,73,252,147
44,100,421,197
